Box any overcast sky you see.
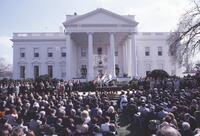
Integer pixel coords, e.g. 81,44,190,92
0,0,191,64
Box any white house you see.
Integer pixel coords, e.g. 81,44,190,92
11,8,178,80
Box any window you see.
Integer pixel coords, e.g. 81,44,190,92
34,48,39,57
146,64,151,76
81,48,86,57
61,52,66,57
115,51,118,56
82,65,86,69
20,48,25,58
115,64,120,76
20,66,25,78
61,47,66,57
81,65,87,78
34,65,39,78
48,65,53,78
47,48,53,57
61,64,66,78
145,47,150,56
158,47,163,56
97,47,102,55
146,71,151,76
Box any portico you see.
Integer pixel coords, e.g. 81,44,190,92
63,8,138,80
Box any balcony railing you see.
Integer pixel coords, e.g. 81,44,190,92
13,32,65,39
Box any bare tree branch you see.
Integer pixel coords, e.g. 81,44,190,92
0,58,11,77
168,0,200,67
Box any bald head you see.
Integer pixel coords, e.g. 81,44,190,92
156,126,181,136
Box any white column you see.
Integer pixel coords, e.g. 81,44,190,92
107,44,110,74
87,32,94,80
122,44,126,76
110,33,116,78
125,41,128,75
127,37,132,77
119,45,123,77
130,33,137,77
53,63,57,78
66,33,72,80
40,63,46,76
27,63,31,78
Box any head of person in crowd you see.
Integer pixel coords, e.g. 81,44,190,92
156,126,181,136
107,106,115,113
81,110,91,124
182,122,191,131
26,130,35,136
11,127,25,136
194,128,200,136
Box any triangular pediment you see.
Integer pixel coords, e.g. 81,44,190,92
63,8,138,26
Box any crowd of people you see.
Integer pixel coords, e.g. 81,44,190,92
0,79,119,136
0,75,199,136
120,76,200,136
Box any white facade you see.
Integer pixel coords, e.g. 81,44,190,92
11,8,178,80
